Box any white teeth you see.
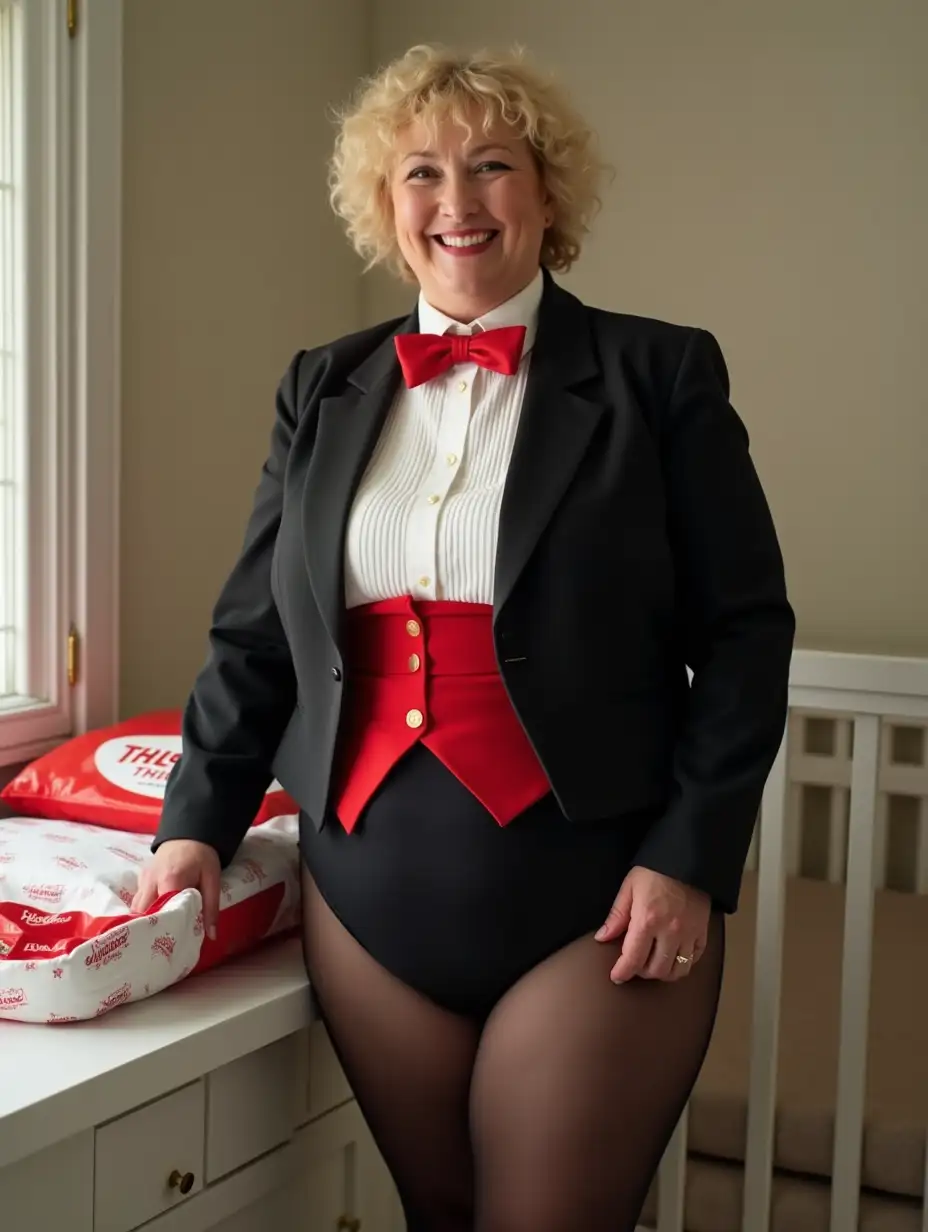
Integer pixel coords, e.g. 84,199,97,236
439,232,494,248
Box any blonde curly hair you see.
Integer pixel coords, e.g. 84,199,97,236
328,44,611,283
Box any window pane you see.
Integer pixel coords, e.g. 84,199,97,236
0,0,24,707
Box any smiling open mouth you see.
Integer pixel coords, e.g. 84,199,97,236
434,231,500,250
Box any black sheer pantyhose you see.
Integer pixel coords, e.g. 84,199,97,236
301,864,725,1232
301,865,479,1232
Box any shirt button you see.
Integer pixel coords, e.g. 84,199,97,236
406,619,420,637
458,380,468,393
446,453,458,466
331,666,342,682
408,653,421,672
426,494,441,505
419,576,431,589
406,708,424,729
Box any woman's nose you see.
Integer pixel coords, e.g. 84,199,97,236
437,172,479,221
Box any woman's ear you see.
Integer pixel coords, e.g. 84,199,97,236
542,187,556,229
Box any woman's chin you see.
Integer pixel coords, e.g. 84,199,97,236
437,253,509,292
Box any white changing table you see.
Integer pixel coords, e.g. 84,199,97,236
0,935,404,1232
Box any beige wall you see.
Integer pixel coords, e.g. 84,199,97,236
120,0,926,719
366,0,928,658
119,0,367,716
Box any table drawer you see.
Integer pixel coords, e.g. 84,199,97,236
206,1034,298,1181
94,1080,205,1232
1,1131,93,1232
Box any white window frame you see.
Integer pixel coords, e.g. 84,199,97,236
0,0,121,767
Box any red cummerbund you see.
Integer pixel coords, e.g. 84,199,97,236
331,595,551,832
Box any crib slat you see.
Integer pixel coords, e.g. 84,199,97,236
656,1103,687,1232
826,786,848,884
916,797,928,896
922,1128,928,1232
741,733,790,1232
826,718,854,884
873,791,889,890
830,714,881,1232
786,781,803,877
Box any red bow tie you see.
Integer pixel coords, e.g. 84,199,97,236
394,325,527,389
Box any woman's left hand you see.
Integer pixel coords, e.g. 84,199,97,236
595,865,711,983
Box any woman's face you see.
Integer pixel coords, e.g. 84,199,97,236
389,108,553,322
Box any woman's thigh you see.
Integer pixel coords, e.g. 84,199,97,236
469,911,726,1232
300,865,480,1232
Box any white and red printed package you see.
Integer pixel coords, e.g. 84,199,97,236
0,814,301,1024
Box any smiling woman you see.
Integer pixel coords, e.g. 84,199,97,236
387,116,553,321
328,43,607,310
139,40,795,1232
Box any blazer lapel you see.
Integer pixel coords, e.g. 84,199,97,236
493,275,606,616
301,312,417,650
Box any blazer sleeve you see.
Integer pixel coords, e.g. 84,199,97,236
630,328,796,912
150,351,305,869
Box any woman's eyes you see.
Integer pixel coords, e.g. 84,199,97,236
406,161,511,181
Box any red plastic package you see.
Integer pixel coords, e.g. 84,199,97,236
0,710,299,835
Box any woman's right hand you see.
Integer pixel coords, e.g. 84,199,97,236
130,839,222,940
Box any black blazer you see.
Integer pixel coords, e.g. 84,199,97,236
153,271,795,913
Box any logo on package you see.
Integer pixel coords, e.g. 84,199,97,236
85,926,130,970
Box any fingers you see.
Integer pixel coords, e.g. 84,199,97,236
659,943,698,981
609,916,654,983
665,932,707,981
128,841,221,940
612,933,701,983
644,947,678,982
603,867,712,985
666,954,693,981
130,868,157,915
610,914,706,984
642,917,686,981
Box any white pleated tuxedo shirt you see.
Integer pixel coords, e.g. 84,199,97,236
343,270,543,609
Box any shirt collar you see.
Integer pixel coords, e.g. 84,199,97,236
417,268,544,356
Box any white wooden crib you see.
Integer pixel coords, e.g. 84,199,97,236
639,649,928,1232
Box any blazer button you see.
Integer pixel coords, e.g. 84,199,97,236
331,667,342,682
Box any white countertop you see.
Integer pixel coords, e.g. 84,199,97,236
0,935,313,1170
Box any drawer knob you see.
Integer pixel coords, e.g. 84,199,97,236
337,1218,361,1231
168,1169,195,1195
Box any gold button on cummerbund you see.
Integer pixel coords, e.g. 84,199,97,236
409,653,421,672
405,619,420,637
406,708,424,729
